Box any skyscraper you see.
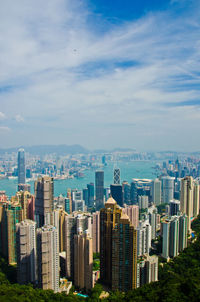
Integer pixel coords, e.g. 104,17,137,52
74,228,93,290
180,176,193,231
122,205,139,229
87,183,94,207
122,181,131,205
65,212,92,281
37,225,59,293
113,168,120,185
18,149,26,185
2,203,23,264
100,197,122,287
110,184,123,206
92,211,100,253
152,179,161,205
35,176,54,227
16,220,37,285
95,171,104,210
112,214,137,291
162,176,175,203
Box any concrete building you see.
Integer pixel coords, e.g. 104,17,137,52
65,212,92,281
162,176,175,204
18,149,26,185
112,214,137,291
152,179,161,205
74,228,93,290
100,197,122,287
138,195,148,210
37,225,59,293
122,205,139,229
35,176,54,227
16,220,37,285
136,220,151,257
92,211,100,253
162,215,187,259
148,206,158,240
95,171,104,210
169,199,180,216
2,203,23,264
137,255,158,287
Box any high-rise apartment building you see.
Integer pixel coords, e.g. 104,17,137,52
11,191,35,221
138,195,148,210
162,176,175,203
100,197,122,287
122,205,139,229
169,199,180,216
2,203,23,264
18,149,26,185
53,207,68,252
162,215,187,259
74,228,93,290
65,212,92,281
16,220,37,285
37,225,59,293
35,176,54,227
92,211,100,253
148,206,158,240
95,171,104,210
136,220,151,256
193,182,199,217
112,213,137,291
152,179,161,205
137,255,158,287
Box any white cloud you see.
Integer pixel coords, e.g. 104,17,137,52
0,0,200,150
15,114,24,123
0,126,10,131
0,112,6,120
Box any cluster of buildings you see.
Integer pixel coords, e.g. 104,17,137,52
0,149,200,295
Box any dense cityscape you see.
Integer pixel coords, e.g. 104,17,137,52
0,148,200,299
1,0,200,300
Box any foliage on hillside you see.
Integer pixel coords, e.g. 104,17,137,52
103,215,200,302
1,216,200,301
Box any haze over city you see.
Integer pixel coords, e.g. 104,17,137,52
0,0,200,151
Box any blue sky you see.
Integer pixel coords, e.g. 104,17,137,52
0,0,200,151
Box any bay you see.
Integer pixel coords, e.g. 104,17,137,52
0,161,158,198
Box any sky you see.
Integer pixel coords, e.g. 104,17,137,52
0,0,200,151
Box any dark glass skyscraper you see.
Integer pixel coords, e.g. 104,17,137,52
95,171,104,210
110,184,123,207
18,149,26,185
87,183,94,207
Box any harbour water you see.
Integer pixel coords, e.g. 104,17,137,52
0,161,159,197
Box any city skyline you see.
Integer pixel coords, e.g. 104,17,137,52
0,0,200,151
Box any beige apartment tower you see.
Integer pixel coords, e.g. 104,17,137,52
16,220,37,284
74,228,93,290
37,225,59,293
92,211,100,253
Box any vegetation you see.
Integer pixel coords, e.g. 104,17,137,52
93,252,100,271
1,216,200,301
156,203,168,215
103,214,200,302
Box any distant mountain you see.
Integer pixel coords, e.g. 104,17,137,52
0,144,89,156
93,147,136,153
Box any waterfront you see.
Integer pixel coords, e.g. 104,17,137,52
0,161,159,197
